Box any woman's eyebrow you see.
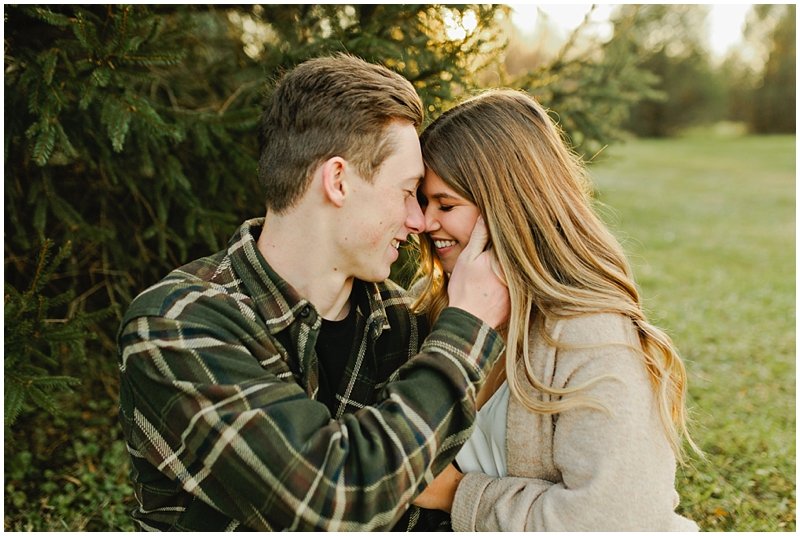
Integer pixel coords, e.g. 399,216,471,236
430,192,459,200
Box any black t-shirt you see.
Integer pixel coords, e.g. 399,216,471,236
314,296,451,532
315,304,358,414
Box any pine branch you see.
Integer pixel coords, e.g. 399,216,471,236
3,239,114,432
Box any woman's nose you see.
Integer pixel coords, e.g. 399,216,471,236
423,206,440,233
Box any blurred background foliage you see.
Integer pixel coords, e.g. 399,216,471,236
3,3,795,530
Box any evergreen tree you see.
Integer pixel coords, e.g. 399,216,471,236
235,4,507,120
607,4,724,137
4,240,113,435
718,52,759,126
5,5,262,310
750,5,795,133
502,5,661,157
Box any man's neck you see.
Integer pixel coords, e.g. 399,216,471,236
257,212,352,321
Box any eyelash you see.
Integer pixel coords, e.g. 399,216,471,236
415,192,453,211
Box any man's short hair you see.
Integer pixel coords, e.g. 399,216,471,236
258,53,424,213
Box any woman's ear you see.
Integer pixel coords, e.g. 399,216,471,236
321,156,348,207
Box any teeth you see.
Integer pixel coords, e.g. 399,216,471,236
434,240,457,249
391,239,400,249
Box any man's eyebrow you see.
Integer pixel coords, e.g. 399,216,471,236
410,176,423,187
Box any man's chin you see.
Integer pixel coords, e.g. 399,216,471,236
358,267,391,284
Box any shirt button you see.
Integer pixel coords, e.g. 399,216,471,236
299,305,311,318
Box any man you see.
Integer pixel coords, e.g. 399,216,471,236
117,54,508,531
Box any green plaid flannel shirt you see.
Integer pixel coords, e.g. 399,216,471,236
117,218,504,531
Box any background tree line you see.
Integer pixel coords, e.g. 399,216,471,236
3,4,795,530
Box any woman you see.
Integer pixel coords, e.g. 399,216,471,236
410,89,700,531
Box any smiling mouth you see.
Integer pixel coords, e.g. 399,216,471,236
434,239,457,249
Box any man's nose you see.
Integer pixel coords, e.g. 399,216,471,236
405,196,425,235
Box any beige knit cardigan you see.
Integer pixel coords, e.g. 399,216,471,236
450,313,699,531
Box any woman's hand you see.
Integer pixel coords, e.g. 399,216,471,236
447,217,509,330
412,464,464,512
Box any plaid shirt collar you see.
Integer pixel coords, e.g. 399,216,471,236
228,218,391,338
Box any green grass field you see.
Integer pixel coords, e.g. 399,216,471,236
589,132,796,531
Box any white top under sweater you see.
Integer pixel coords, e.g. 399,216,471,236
455,381,509,477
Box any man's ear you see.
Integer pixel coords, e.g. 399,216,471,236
321,156,348,207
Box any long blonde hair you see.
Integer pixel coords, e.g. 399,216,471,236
413,89,696,460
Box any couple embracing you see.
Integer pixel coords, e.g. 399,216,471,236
117,54,698,531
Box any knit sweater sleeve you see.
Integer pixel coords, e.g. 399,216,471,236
450,313,698,532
